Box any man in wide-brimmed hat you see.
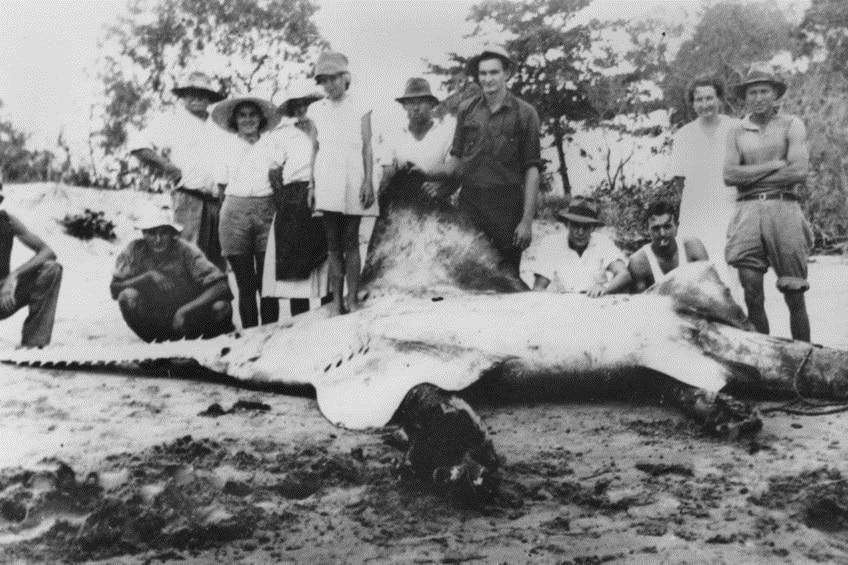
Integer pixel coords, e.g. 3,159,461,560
723,66,812,341
129,71,229,270
110,207,233,343
439,44,542,277
531,196,628,297
0,183,62,347
626,200,709,293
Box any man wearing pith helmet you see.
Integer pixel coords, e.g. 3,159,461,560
129,71,229,270
723,66,813,342
434,45,542,278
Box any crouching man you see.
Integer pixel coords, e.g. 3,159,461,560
110,208,234,342
0,186,62,348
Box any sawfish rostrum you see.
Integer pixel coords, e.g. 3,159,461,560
3,204,848,432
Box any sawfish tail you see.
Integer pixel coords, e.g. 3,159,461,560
697,322,848,399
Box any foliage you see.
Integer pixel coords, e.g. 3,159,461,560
60,209,117,241
664,1,795,123
795,0,848,76
0,101,58,183
589,178,682,254
96,0,326,155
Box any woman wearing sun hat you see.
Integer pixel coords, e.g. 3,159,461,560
213,95,282,328
308,51,377,315
261,80,332,317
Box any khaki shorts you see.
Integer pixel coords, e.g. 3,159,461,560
219,195,275,257
725,199,813,292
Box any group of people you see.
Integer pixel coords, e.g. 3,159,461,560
530,67,813,342
0,46,814,347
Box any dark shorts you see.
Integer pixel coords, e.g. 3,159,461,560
725,199,813,292
220,195,275,257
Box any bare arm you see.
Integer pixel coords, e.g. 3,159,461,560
176,279,230,316
110,272,152,299
601,259,631,295
684,238,710,262
360,111,375,208
532,273,551,291
761,117,809,185
723,128,785,188
8,215,55,278
513,166,540,250
627,251,653,293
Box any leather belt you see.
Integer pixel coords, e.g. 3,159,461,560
737,191,798,203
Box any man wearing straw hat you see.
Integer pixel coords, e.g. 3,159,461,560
531,196,628,297
130,71,228,270
724,67,812,341
110,207,233,343
446,45,542,277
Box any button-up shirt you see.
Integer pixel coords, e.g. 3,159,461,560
128,106,228,194
450,92,542,189
531,230,625,294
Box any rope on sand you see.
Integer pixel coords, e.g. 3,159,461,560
762,346,848,416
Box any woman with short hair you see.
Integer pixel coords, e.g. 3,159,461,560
668,74,742,299
213,96,281,328
308,51,377,315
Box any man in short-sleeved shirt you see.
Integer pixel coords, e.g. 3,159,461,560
532,196,627,297
723,68,812,341
129,71,229,270
448,46,542,276
110,208,233,342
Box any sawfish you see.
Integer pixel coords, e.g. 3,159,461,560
3,204,848,494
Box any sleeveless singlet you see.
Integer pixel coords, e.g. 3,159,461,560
639,237,690,283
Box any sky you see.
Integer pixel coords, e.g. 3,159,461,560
0,0,809,191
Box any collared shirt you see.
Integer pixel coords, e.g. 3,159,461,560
382,116,456,174
531,230,624,294
220,132,276,197
112,237,230,307
730,113,804,195
128,106,228,194
450,92,542,189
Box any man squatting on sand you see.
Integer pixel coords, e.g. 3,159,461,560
0,179,63,348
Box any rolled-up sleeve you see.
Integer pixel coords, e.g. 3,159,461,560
520,103,543,172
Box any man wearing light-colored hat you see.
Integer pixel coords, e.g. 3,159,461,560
531,196,628,297
723,66,813,341
435,44,542,278
129,71,229,270
110,206,233,342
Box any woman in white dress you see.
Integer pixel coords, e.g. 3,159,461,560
668,75,742,301
308,51,377,315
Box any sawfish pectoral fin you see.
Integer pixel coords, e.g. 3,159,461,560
640,344,729,393
313,342,501,430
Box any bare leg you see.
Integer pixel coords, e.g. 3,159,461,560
322,214,345,315
784,289,810,342
738,267,768,334
342,215,363,311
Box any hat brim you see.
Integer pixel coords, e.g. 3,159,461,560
211,97,282,133
557,212,602,225
467,51,515,77
733,79,787,100
395,94,440,105
279,93,323,114
137,222,183,233
172,86,226,103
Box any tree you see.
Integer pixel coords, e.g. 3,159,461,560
430,0,596,195
96,0,326,155
664,1,795,123
0,100,57,183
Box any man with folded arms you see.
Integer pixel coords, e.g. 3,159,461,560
724,68,812,341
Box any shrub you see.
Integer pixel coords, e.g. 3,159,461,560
60,209,116,241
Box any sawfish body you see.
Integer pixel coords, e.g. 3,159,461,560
3,207,848,430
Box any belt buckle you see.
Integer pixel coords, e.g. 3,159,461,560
757,193,768,201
